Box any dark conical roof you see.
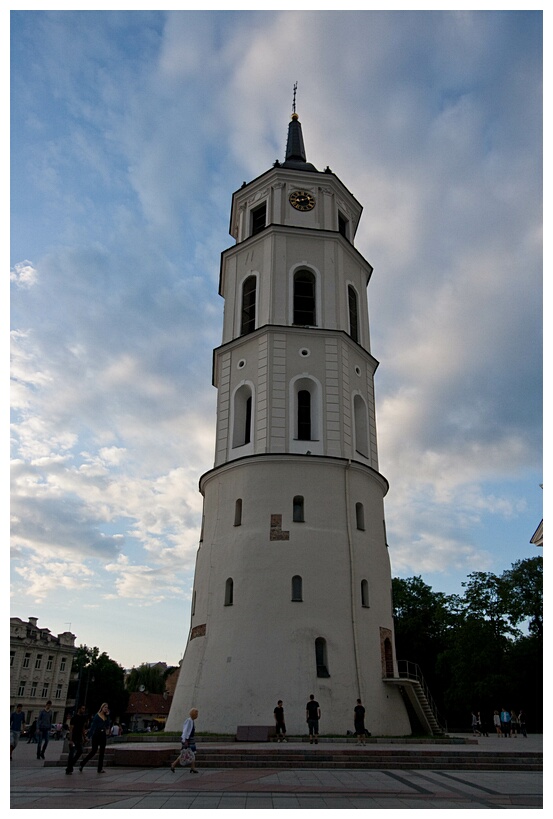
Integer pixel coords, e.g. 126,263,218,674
282,113,318,172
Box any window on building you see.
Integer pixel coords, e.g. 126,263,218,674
23,653,31,669
251,202,267,236
240,275,257,336
297,391,311,440
232,385,253,448
361,579,369,607
10,651,15,667
60,658,67,672
292,575,303,602
224,578,234,607
191,590,196,616
234,498,243,526
356,502,365,531
348,285,359,343
315,637,330,677
338,211,349,239
41,684,49,698
293,495,305,522
354,394,369,457
35,654,42,670
293,270,316,325
18,681,26,697
46,656,53,671
30,683,37,697
55,684,63,700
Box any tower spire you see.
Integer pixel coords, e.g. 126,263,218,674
283,83,317,172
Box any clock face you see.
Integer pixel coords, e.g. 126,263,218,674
289,190,316,212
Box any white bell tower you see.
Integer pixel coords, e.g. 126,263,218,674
167,103,411,736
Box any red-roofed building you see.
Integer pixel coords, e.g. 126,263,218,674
125,691,173,732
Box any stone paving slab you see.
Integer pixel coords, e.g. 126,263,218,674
10,734,543,809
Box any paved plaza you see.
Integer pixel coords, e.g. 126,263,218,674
10,734,543,810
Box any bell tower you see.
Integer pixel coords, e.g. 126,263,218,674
167,101,411,736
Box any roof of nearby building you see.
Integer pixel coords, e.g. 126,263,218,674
125,692,173,716
530,519,543,547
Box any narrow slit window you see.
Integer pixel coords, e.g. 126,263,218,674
292,575,303,601
356,502,365,531
315,637,330,677
361,579,369,607
224,578,234,607
241,275,256,335
348,285,359,343
293,495,304,522
297,390,311,440
234,498,243,526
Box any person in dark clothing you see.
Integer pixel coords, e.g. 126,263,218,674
274,700,287,742
36,701,53,760
354,699,367,745
306,694,320,744
65,705,87,775
79,703,109,773
27,718,37,744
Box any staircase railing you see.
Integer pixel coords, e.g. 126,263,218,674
396,660,447,733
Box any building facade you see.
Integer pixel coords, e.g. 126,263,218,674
10,616,77,725
167,108,411,736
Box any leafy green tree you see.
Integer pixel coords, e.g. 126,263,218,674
502,556,543,638
72,645,128,721
126,663,166,694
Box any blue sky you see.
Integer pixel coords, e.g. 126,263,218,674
10,9,543,669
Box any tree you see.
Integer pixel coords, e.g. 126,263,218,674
71,645,128,721
126,664,166,695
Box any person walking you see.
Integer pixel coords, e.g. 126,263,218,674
65,705,87,775
306,694,320,744
36,700,53,760
478,711,489,737
354,699,367,745
10,704,25,761
493,710,502,737
79,703,110,773
274,700,287,742
519,710,528,737
510,710,519,737
170,709,199,774
471,711,481,736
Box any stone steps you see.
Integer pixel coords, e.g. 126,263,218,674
55,746,542,772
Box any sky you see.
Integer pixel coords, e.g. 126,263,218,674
9,8,543,670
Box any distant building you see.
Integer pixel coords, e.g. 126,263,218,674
10,616,77,725
530,519,543,547
125,691,173,732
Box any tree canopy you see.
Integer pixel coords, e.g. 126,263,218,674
392,556,542,732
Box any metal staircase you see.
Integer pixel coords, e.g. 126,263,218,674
384,660,447,736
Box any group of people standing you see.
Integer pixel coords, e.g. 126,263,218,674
273,695,369,745
471,709,527,737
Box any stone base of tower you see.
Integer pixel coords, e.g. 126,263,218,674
167,454,412,737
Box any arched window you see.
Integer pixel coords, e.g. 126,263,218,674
234,498,242,526
315,637,330,677
297,391,311,440
348,285,359,343
354,394,369,457
361,579,369,608
292,575,303,602
232,385,253,448
224,578,234,607
293,495,305,522
293,270,316,326
355,502,365,531
240,275,256,336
